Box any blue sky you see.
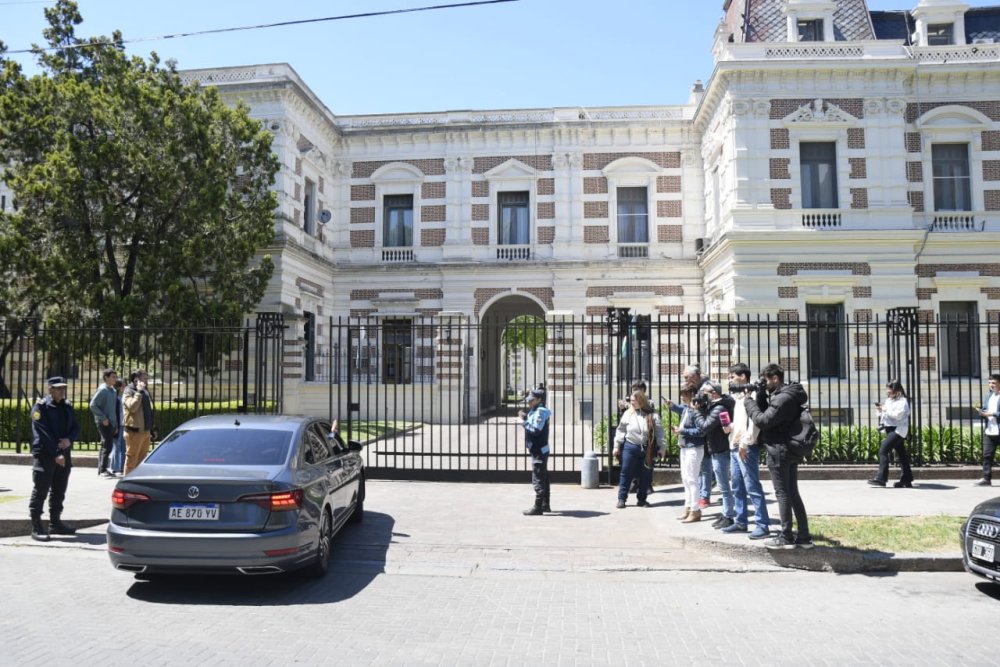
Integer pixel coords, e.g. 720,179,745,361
2,0,997,115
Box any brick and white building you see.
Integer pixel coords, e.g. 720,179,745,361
182,0,1000,417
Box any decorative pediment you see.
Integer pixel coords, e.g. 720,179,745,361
370,162,424,183
602,156,662,177
485,158,536,181
783,99,858,127
917,104,991,130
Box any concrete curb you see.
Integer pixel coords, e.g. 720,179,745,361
0,518,107,539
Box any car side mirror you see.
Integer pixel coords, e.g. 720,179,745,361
347,440,363,452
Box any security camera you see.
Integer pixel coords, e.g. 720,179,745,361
318,209,332,224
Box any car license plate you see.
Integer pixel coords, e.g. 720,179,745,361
972,540,995,563
169,504,219,520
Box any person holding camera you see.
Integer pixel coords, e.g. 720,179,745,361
519,385,552,516
743,363,813,550
613,390,665,509
122,369,156,475
727,363,771,540
668,387,704,522
868,380,913,488
682,365,714,509
686,382,737,529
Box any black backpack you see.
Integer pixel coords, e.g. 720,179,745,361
788,405,819,457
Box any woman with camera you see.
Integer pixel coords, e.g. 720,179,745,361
668,387,704,522
613,391,665,509
868,380,913,488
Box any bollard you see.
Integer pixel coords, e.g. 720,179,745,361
580,450,600,489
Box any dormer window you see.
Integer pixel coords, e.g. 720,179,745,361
927,23,954,46
797,19,823,42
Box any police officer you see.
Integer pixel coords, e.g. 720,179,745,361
29,376,81,541
518,385,552,516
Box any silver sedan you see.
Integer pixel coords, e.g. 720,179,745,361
107,414,364,578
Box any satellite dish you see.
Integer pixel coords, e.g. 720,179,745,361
318,209,332,224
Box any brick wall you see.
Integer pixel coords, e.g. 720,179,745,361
472,181,489,198
537,178,555,195
906,162,923,183
422,182,446,199
351,184,375,201
583,152,681,170
584,226,609,243
851,188,868,209
778,262,871,275
657,200,683,218
657,176,681,193
538,227,555,244
770,98,864,119
350,207,375,224
657,225,683,242
771,188,792,209
770,158,791,180
472,204,489,221
473,155,552,173
350,230,374,247
421,205,446,222
472,228,490,245
584,201,608,218
537,202,555,219
849,158,867,179
421,229,445,246
585,285,684,297
847,128,866,150
583,177,608,194
352,159,445,178
770,128,790,150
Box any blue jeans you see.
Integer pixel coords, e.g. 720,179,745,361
110,431,125,473
731,446,770,528
699,451,712,501
710,452,734,518
617,442,652,503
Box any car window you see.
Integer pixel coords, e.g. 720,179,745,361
145,428,292,465
303,431,331,465
315,422,344,454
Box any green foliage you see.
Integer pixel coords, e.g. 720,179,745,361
0,0,278,335
501,315,547,358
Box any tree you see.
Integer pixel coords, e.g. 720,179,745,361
0,1,279,394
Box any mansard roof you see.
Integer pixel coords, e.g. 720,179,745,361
742,0,875,42
871,7,1000,44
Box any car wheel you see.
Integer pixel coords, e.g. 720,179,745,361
349,476,365,524
305,509,332,578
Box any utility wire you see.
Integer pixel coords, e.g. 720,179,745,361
5,0,519,54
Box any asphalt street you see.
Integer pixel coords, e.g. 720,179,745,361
1,474,999,665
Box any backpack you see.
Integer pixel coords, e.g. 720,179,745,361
787,406,819,457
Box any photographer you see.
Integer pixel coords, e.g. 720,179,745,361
668,387,704,522
687,382,736,530
868,380,913,488
726,363,771,540
743,364,812,550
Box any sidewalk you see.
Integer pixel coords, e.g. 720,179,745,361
0,458,994,573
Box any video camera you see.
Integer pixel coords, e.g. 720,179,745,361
728,379,764,394
691,392,712,411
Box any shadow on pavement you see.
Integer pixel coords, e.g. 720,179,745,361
975,581,1000,601
913,483,959,490
550,510,608,519
125,511,395,606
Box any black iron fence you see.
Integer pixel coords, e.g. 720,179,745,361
0,315,285,453
320,310,998,481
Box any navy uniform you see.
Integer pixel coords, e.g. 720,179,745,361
29,376,81,541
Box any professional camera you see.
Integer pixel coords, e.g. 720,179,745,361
728,379,764,394
692,392,712,411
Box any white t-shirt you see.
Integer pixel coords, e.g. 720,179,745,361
986,392,1000,436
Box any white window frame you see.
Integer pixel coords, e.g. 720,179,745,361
787,131,848,210
784,0,836,42
602,157,662,247
484,159,537,250
370,163,424,248
916,105,989,214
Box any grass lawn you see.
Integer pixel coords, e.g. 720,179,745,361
810,515,965,553
0,495,25,505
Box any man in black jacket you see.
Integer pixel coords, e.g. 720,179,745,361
29,376,82,541
743,364,813,550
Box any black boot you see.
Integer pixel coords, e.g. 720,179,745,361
523,496,543,516
31,517,49,542
541,494,551,513
49,516,76,535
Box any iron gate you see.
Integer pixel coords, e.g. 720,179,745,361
322,312,1000,481
0,314,285,453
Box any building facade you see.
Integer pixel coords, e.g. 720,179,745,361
180,0,1000,418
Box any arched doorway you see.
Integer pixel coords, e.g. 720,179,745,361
479,295,546,415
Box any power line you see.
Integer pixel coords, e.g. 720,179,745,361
4,0,520,54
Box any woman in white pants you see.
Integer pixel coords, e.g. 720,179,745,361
669,387,707,522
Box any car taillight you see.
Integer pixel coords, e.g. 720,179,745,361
239,489,303,511
112,489,150,510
